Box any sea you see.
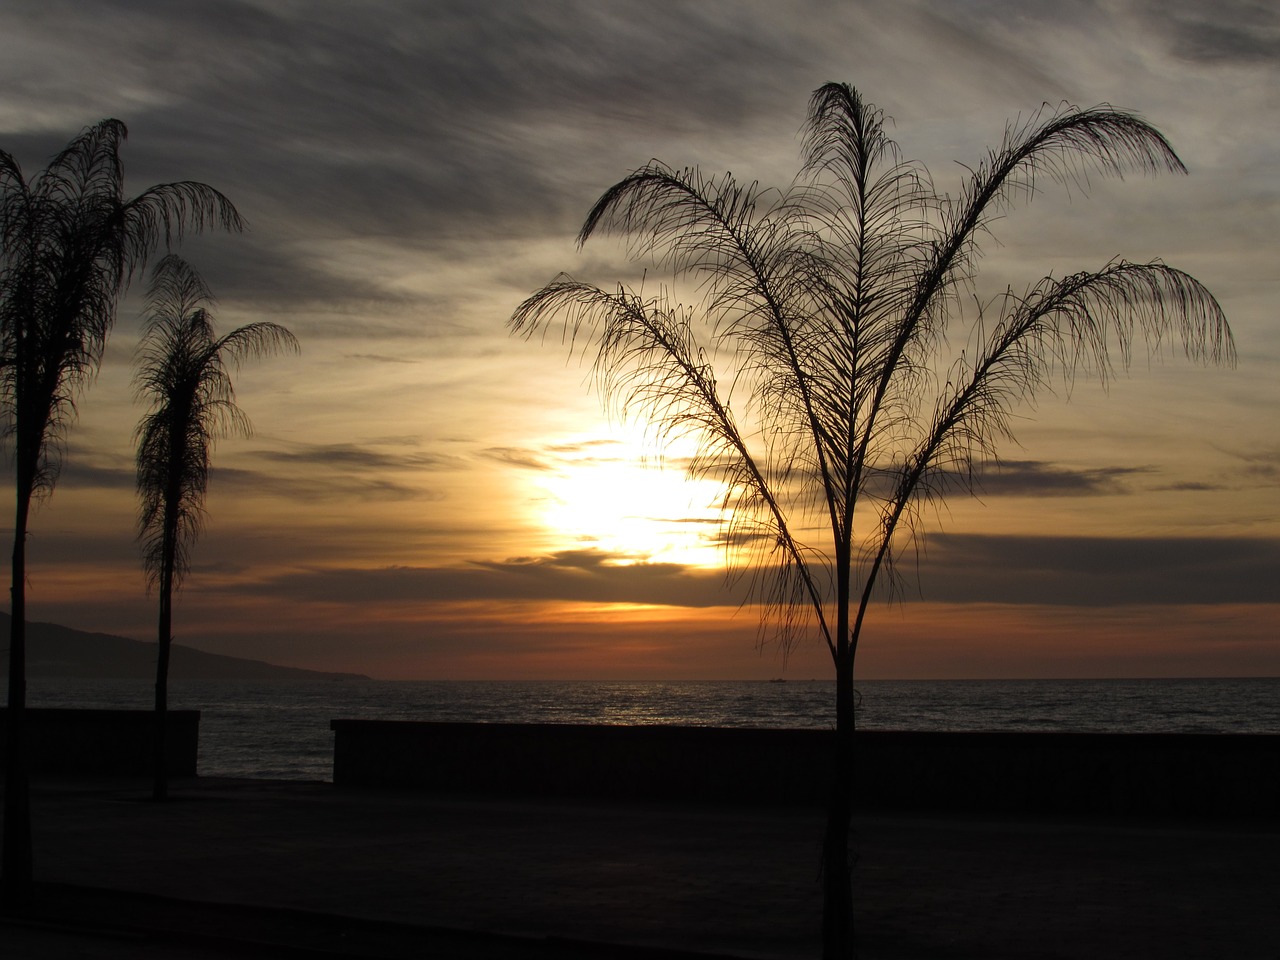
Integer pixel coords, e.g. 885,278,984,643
26,677,1280,782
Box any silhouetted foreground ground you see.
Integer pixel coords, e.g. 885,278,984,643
3,776,1277,958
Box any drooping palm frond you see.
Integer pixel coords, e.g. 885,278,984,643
585,165,857,557
859,260,1230,631
116,181,245,277
852,97,1197,506
513,276,835,656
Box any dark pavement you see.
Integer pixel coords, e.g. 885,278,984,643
3,776,1278,958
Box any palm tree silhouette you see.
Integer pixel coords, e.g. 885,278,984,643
0,120,242,900
512,82,1234,957
134,254,296,801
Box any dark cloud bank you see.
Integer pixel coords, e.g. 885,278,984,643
242,534,1280,609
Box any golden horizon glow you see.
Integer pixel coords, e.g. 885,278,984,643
1,3,1276,681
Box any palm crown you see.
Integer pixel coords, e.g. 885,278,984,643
1,119,243,499
513,82,1233,665
134,254,297,595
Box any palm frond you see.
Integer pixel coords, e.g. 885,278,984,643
513,275,835,655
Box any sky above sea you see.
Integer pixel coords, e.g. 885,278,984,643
1,0,1277,680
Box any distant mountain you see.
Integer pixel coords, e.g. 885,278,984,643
0,613,368,681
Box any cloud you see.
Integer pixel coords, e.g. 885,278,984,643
1156,481,1225,493
1131,0,1280,65
141,236,424,317
0,1,994,258
13,527,140,568
232,531,1280,613
758,458,1155,505
343,353,422,366
1231,446,1280,483
5,434,455,506
916,533,1280,606
480,447,553,471
208,465,435,504
108,1,815,234
49,461,136,491
240,547,746,607
250,442,454,471
967,460,1153,497
480,438,661,473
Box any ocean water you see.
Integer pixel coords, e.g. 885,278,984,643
26,677,1280,782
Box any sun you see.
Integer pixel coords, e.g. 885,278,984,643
532,427,729,568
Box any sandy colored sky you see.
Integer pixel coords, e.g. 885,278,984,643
1,0,1277,680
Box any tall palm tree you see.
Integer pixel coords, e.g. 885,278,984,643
0,120,242,900
134,254,296,801
512,82,1234,958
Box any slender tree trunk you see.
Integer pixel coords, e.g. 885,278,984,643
151,531,176,802
151,593,171,802
2,484,34,907
822,636,856,959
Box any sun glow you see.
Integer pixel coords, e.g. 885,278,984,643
532,429,730,569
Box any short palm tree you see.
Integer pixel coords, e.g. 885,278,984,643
1,119,242,900
513,82,1233,957
134,254,297,801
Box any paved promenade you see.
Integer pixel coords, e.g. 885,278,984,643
3,776,1278,958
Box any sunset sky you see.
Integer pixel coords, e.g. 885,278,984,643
1,0,1276,681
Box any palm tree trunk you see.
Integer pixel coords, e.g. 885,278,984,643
151,530,176,803
151,591,172,802
822,635,856,958
2,483,34,906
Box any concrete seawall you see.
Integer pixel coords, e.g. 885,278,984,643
0,707,200,776
330,720,1280,817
